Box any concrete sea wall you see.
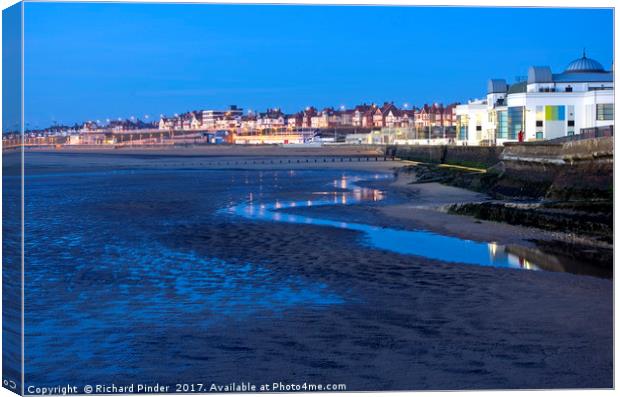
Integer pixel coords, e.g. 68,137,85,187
498,137,613,200
391,145,503,168
389,136,613,200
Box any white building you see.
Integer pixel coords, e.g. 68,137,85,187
256,108,286,130
456,52,613,145
202,105,243,130
455,99,494,145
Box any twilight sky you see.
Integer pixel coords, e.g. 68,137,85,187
21,3,613,128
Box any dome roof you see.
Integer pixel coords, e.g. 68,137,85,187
565,51,605,73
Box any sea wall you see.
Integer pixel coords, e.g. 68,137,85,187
444,146,504,168
495,137,613,199
443,138,613,244
391,145,502,168
389,136,613,200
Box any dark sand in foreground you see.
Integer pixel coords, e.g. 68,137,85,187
10,149,613,389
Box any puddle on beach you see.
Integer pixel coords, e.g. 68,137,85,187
227,173,607,276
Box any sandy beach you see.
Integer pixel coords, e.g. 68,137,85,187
12,149,613,389
380,172,602,247
15,146,399,175
15,147,612,269
22,143,386,157
16,146,561,243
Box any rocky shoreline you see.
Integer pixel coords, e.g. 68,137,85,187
393,163,613,273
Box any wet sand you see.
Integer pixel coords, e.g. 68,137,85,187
17,148,612,263
13,151,614,389
379,173,597,247
14,147,613,247
23,143,385,158
180,220,612,389
15,148,400,176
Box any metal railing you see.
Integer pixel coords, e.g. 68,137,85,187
545,125,613,143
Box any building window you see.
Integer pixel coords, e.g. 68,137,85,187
565,86,573,92
507,106,524,140
476,125,482,131
536,120,543,127
568,120,575,127
459,125,467,141
497,110,507,139
596,104,614,121
536,131,544,140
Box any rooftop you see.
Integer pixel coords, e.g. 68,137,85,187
564,50,606,73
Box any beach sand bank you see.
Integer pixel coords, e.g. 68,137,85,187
12,151,613,389
379,173,594,247
22,143,385,157
14,147,400,175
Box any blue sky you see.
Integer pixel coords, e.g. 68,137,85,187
3,2,22,132
21,3,613,128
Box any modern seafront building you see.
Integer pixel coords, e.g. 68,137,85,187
456,52,614,145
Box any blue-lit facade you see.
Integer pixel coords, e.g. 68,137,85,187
496,110,507,139
506,107,523,140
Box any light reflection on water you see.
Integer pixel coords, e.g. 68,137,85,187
227,174,540,271
22,168,357,386
15,164,611,390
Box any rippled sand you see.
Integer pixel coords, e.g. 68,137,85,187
11,152,613,390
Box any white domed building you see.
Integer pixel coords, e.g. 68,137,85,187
456,52,613,145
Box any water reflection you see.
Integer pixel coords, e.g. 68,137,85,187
488,242,541,271
226,173,541,271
